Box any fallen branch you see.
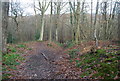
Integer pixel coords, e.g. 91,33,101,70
41,52,48,60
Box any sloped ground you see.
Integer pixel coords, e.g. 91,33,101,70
11,41,66,79
5,40,120,79
57,40,120,79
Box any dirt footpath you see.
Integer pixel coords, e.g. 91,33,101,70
14,42,66,79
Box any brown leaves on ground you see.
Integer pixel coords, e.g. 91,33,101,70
5,40,120,79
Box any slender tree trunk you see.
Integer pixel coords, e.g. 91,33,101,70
69,2,76,41
55,14,59,41
34,0,38,39
55,26,58,41
37,1,50,41
94,0,99,47
102,2,107,40
90,0,93,39
70,5,74,41
0,1,2,52
39,14,45,41
13,17,19,42
118,3,120,40
49,1,52,42
1,2,9,54
75,2,80,44
0,1,2,79
55,2,60,42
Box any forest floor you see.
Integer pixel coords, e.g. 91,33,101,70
3,40,120,79
9,41,66,79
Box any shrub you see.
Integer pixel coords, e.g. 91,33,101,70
68,49,79,58
3,53,24,79
96,49,106,55
7,46,17,53
16,44,26,48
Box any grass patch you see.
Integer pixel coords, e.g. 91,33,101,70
55,40,76,48
47,43,53,47
68,49,79,58
2,53,24,79
16,44,26,48
55,42,63,47
68,47,119,79
64,41,76,48
7,46,17,53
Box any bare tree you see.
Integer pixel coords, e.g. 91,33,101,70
54,1,61,41
10,1,24,41
90,0,93,39
54,1,68,42
49,0,53,42
117,2,120,40
69,1,81,44
33,0,38,31
1,1,9,54
35,0,50,41
0,0,2,53
94,0,99,47
101,1,108,40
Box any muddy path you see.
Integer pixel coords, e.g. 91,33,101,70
12,41,120,79
14,42,66,79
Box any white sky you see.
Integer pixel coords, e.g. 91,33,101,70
9,0,119,15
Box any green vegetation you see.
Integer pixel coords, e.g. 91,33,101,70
2,43,28,79
2,53,24,79
7,32,15,43
16,44,26,48
7,46,17,53
67,48,119,79
55,40,76,48
64,41,76,48
55,42,63,47
27,48,32,50
68,49,79,58
35,30,40,40
47,43,53,47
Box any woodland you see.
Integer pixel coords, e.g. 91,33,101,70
0,0,120,80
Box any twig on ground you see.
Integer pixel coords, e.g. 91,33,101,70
41,52,48,60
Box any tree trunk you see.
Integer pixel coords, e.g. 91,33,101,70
90,0,93,40
1,2,9,54
102,2,107,40
0,1,2,52
75,2,80,44
55,2,60,42
49,1,53,42
118,3,120,40
34,1,38,40
94,0,99,47
37,1,50,41
55,27,58,41
39,15,45,41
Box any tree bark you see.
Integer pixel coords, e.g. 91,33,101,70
34,0,38,36
90,0,93,39
118,2,120,40
102,2,107,40
75,2,80,44
94,0,99,47
1,2,9,54
0,1,2,52
39,14,45,41
37,1,50,41
49,1,53,42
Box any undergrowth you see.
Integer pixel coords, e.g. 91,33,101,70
68,47,120,79
2,53,24,79
56,40,76,48
2,44,27,79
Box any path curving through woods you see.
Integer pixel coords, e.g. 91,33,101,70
13,42,66,79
